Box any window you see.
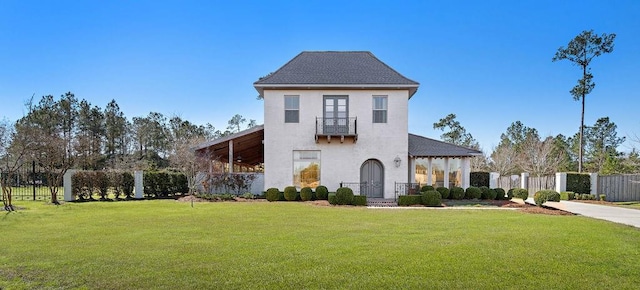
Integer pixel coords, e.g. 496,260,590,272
372,96,387,123
293,151,320,188
432,158,445,187
284,95,299,123
448,158,462,188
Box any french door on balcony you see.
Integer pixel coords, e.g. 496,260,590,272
323,96,348,134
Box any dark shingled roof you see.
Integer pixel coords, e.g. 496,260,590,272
409,133,483,157
254,51,419,96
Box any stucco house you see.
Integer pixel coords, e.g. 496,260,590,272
195,51,481,199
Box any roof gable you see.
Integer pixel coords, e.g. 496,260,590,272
254,51,419,96
408,133,483,157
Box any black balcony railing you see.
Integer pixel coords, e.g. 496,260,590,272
315,117,357,141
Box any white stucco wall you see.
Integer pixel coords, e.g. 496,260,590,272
263,89,409,199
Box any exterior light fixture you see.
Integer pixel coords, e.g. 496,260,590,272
394,156,401,168
236,155,242,163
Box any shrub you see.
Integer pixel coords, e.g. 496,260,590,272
328,193,337,205
479,186,490,199
574,193,582,200
470,172,490,187
512,188,529,200
265,188,280,202
465,186,482,199
582,194,595,200
599,194,606,201
493,188,506,200
335,187,354,205
422,190,442,207
94,171,110,200
533,190,560,206
284,186,298,201
122,172,135,198
450,187,465,200
352,195,367,206
436,187,450,199
315,185,329,200
241,192,254,199
300,187,313,201
567,173,591,194
506,188,514,199
398,195,422,206
560,191,575,200
420,185,435,192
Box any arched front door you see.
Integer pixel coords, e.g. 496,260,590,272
360,159,384,198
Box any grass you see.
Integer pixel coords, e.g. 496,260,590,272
614,201,640,210
1,200,640,289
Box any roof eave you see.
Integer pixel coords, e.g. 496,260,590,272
254,83,419,97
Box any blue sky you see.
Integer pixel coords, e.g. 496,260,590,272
1,0,639,152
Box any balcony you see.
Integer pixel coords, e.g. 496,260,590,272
315,117,357,143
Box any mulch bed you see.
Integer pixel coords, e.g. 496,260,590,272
175,196,572,215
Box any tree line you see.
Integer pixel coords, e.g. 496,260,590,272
433,113,634,177
0,92,255,208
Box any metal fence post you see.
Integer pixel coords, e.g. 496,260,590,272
32,160,36,200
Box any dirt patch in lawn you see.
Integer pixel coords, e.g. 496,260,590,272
518,205,574,215
175,195,267,203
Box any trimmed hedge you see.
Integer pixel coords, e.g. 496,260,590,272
480,186,497,199
422,190,442,207
465,186,482,199
493,188,506,200
506,188,515,199
398,195,423,206
352,195,367,206
567,173,591,194
144,171,188,198
315,185,329,200
533,190,561,206
511,188,529,200
284,186,298,201
335,187,354,205
450,187,465,200
420,185,435,192
328,193,337,205
436,187,450,199
265,188,280,202
300,187,313,201
560,191,575,200
470,172,490,187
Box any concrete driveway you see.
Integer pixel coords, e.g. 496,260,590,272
542,200,640,228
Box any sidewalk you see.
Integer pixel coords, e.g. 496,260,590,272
532,198,640,228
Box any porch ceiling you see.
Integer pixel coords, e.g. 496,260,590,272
194,125,264,166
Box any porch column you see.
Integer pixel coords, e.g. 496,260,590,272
228,140,234,173
427,158,433,186
409,157,416,184
443,158,450,188
462,158,471,188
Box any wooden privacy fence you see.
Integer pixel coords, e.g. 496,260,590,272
598,174,640,202
527,176,556,196
497,175,521,191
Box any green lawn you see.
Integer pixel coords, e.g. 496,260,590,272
2,201,640,289
614,201,640,210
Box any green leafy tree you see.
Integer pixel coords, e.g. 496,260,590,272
553,30,616,172
104,99,128,160
433,113,478,148
583,117,625,173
